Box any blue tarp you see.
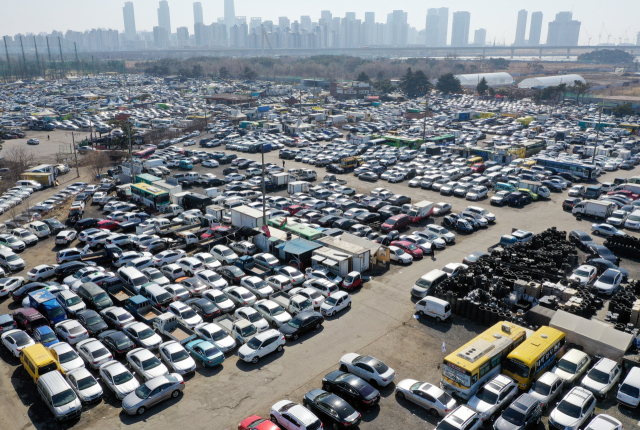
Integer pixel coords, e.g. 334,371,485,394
276,238,323,255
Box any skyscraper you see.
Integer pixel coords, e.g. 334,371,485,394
437,7,449,46
177,27,189,45
224,0,235,38
122,2,136,39
514,9,527,45
279,17,290,31
546,11,581,45
529,12,543,45
425,8,439,46
193,2,203,25
157,1,171,34
300,16,311,32
451,11,470,46
474,29,486,46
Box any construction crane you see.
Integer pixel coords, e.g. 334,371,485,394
583,28,592,46
261,27,272,51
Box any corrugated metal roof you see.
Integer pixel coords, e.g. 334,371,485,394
277,238,323,255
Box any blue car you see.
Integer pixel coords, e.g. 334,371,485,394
184,339,225,368
33,326,59,347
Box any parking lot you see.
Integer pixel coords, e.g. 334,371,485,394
0,129,639,430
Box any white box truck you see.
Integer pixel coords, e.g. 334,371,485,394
288,181,310,195
407,201,434,223
572,200,615,219
230,205,264,229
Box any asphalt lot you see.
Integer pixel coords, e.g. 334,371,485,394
0,134,639,430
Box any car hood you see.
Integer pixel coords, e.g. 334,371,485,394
173,357,196,372
494,416,521,430
341,352,360,365
122,392,145,410
552,367,576,381
467,397,492,413
60,357,85,372
238,343,256,356
569,275,589,284
279,324,299,335
78,383,103,400
581,377,608,392
396,379,418,391
273,313,292,324
143,365,169,379
550,410,581,427
593,280,615,290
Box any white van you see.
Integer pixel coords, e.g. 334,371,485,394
414,296,451,322
205,187,222,198
26,221,51,238
36,371,82,421
117,267,148,293
16,180,43,190
617,367,640,408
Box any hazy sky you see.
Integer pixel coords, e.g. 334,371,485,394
5,0,639,45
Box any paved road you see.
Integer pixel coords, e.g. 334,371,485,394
0,136,638,430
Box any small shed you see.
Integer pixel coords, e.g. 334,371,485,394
311,247,350,277
252,227,298,253
317,234,371,273
275,238,323,269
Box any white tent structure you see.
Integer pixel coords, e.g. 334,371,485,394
455,72,514,88
550,310,633,362
518,74,585,89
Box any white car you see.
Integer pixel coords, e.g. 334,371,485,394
55,230,77,246
225,173,246,182
123,322,162,350
176,257,204,276
569,265,598,286
26,264,58,282
549,387,596,430
164,284,191,301
223,286,257,307
568,186,585,197
395,379,457,417
339,353,396,386
424,224,456,243
467,374,518,421
237,329,285,363
1,329,35,357
528,371,564,409
12,228,38,245
49,342,86,372
234,306,269,332
99,360,140,400
55,290,87,316
141,267,170,287
168,302,203,328
211,245,238,265
389,246,413,264
593,269,623,295
114,251,152,268
202,289,235,314
580,358,622,398
194,322,237,353
54,320,89,345
75,338,113,370
153,249,187,267
203,160,219,168
0,276,24,297
158,340,197,375
466,186,488,201
432,202,452,216
100,306,135,329
289,287,325,309
240,276,274,299
65,367,103,403
582,415,623,430
273,266,305,286
193,252,222,270
126,347,169,381
194,269,228,289
270,400,322,430
319,291,351,316
253,252,280,269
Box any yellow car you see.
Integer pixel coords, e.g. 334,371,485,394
518,188,538,201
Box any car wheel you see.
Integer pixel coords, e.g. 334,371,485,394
315,323,321,330
137,406,146,415
417,310,424,317
251,356,259,364
171,390,180,398
397,391,405,400
277,344,283,352
292,334,299,341
270,415,278,424
430,408,440,417
436,317,442,322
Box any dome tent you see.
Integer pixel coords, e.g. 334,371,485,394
518,74,585,89
454,72,514,88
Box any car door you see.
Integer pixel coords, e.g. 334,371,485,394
354,362,374,381
130,356,141,375
418,391,437,409
280,413,297,430
261,337,276,356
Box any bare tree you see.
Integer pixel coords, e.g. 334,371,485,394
2,146,36,183
82,151,111,178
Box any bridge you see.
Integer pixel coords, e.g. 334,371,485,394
90,45,640,60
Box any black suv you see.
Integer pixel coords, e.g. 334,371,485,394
494,394,542,430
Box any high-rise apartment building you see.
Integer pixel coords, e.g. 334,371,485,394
425,8,439,46
153,25,169,47
514,9,527,45
122,2,136,39
529,12,543,45
279,17,290,31
224,0,235,38
474,29,486,46
451,11,470,46
546,11,580,45
157,1,171,34
177,27,189,45
300,16,311,32
437,7,449,46
193,2,203,25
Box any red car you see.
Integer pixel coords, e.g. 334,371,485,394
342,271,363,290
97,219,119,230
608,190,639,200
238,415,279,430
287,205,304,215
471,163,486,173
200,225,231,239
380,214,410,232
390,240,424,259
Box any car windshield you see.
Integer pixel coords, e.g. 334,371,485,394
181,309,197,319
502,407,526,425
574,269,590,277
138,328,155,340
135,384,153,399
52,389,77,407
40,332,57,343
598,274,615,284
86,316,102,326
141,356,161,370
57,349,79,363
504,359,530,378
171,350,190,362
7,255,20,262
211,330,227,341
556,358,578,374
619,383,640,397
325,297,338,306
222,249,234,256
66,296,82,306
533,381,551,395
246,337,262,350
587,369,610,384
437,420,461,430
475,387,499,404
13,332,32,347
557,400,582,418
288,318,302,329
76,375,97,390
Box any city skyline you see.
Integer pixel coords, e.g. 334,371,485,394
4,0,639,47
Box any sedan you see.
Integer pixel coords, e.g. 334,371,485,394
569,265,598,286
0,277,26,298
1,329,35,357
193,322,237,353
223,286,257,307
568,186,585,197
303,389,361,429
432,202,452,216
339,353,396,387
123,322,162,350
279,311,324,341
65,367,103,403
100,307,135,330
593,269,623,295
322,370,380,408
49,342,86,373
99,360,140,400
273,266,305,286
184,297,221,321
591,223,625,237
240,276,273,299
121,373,184,415
194,269,228,289
184,339,225,367
396,379,457,417
98,329,136,357
126,347,169,381
238,415,279,430
253,253,280,270
54,319,89,345
158,340,197,375
75,338,113,370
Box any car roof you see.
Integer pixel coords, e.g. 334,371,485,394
593,357,617,373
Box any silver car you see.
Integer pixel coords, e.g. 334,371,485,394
467,374,518,422
395,379,457,417
99,360,140,400
65,368,103,403
127,348,169,381
122,373,184,415
528,372,563,409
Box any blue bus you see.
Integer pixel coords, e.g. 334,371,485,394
535,157,597,180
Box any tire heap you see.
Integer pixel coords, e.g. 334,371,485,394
431,228,611,327
604,235,640,259
608,283,640,332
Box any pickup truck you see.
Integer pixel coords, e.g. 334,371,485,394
158,204,184,219
269,291,313,316
107,284,136,307
124,295,163,325
28,290,67,324
487,235,518,253
215,315,257,345
136,218,171,235
235,256,273,279
79,244,123,265
119,213,151,231
152,313,198,345
323,174,347,185
173,231,200,248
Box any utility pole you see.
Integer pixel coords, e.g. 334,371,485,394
590,104,603,171
261,140,267,227
46,37,54,79
71,132,80,178
33,36,41,78
58,37,64,79
3,37,11,81
74,42,79,76
19,36,27,79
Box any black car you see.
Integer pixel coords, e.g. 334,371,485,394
494,393,542,430
202,177,227,186
558,172,580,183
318,215,342,227
303,389,361,429
98,329,136,357
441,214,459,228
356,212,380,225
568,230,596,251
585,244,619,265
332,218,358,230
562,197,582,211
184,297,221,321
279,311,324,341
387,195,411,205
54,261,90,281
223,166,239,175
219,154,237,164
368,200,387,211
75,193,92,203
217,266,245,285
11,282,48,302
322,370,381,408
75,218,100,231
585,258,629,280
327,164,346,174
76,310,108,336
98,183,117,193
43,218,66,234
542,181,562,192
378,205,401,220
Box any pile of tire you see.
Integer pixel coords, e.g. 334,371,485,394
604,235,640,259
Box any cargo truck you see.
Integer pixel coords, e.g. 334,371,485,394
269,172,291,188
28,290,67,324
288,181,310,195
572,200,615,220
407,200,434,223
124,295,163,325
152,313,198,345
215,315,257,345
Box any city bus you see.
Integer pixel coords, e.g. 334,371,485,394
535,157,597,180
131,183,170,211
502,326,566,390
134,147,155,159
441,322,530,400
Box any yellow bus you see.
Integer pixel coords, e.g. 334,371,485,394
502,326,566,390
521,160,536,169
467,156,484,166
441,322,529,400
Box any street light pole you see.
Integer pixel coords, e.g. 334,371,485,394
590,104,603,169
72,131,79,178
261,141,267,227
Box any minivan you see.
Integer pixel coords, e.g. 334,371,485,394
411,269,448,298
36,371,82,421
414,296,451,321
140,284,174,311
17,180,43,190
77,282,113,311
617,367,640,408
20,343,62,382
117,267,148,293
